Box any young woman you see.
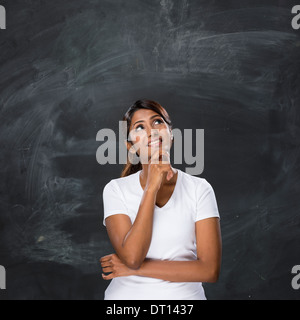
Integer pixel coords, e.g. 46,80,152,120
100,99,222,300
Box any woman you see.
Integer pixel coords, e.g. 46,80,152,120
100,99,222,300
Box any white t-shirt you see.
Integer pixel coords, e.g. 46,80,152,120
102,168,220,300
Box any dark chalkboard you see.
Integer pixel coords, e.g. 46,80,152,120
0,0,299,300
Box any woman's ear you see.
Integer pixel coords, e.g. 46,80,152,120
125,138,135,150
125,139,139,157
124,139,132,152
169,127,174,141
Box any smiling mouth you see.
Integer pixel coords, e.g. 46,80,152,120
147,138,162,147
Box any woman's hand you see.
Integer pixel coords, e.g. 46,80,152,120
100,253,137,280
145,149,174,192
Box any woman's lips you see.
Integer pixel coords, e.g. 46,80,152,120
147,138,162,147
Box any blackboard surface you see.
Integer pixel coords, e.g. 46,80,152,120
0,0,299,300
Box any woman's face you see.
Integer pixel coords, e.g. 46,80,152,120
126,109,172,164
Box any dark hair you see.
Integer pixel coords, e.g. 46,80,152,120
120,99,173,177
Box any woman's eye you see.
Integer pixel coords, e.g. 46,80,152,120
134,119,162,131
135,125,143,131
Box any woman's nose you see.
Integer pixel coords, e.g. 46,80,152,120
148,128,159,138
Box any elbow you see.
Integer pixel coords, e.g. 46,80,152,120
120,247,146,269
206,267,220,283
124,257,143,270
126,261,142,270
208,272,219,283
197,259,221,283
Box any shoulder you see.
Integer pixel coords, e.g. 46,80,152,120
103,171,140,192
179,169,213,193
178,169,219,220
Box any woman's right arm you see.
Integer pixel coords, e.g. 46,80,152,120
105,149,173,270
105,186,157,270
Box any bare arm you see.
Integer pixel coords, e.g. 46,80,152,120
101,217,222,282
104,149,174,270
136,217,222,282
105,188,157,269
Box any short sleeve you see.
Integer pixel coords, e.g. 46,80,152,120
195,179,220,222
102,180,129,226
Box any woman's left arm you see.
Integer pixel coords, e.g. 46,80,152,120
101,217,222,283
